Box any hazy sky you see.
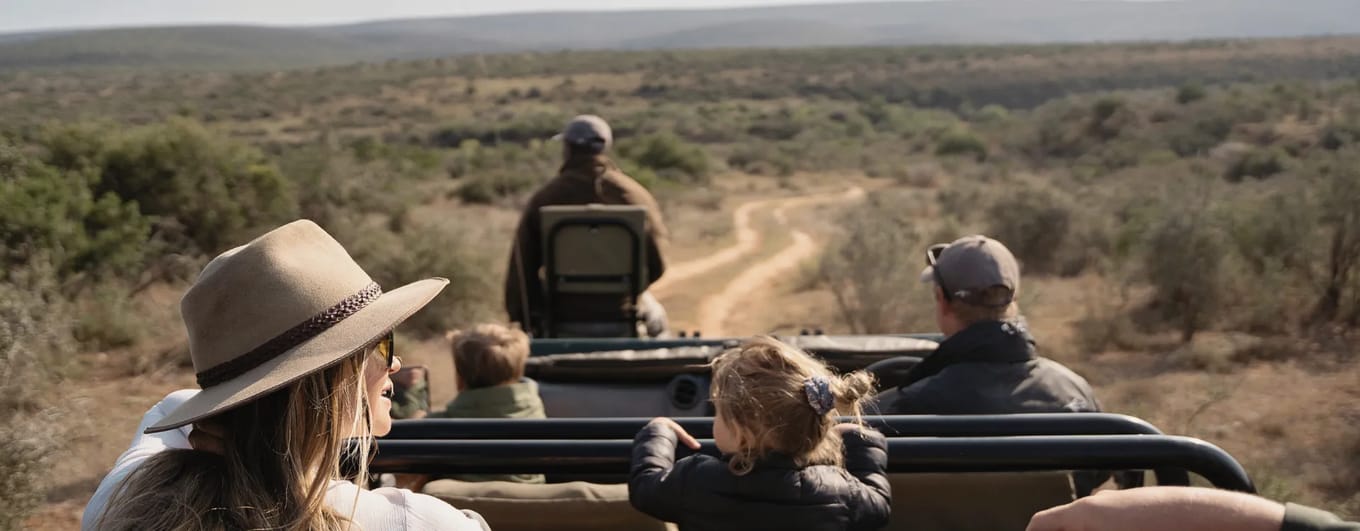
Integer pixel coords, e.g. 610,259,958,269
0,0,885,34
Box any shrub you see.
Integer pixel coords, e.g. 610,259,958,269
726,143,795,176
1176,83,1208,105
1310,152,1360,324
1143,208,1228,342
820,192,935,334
1229,193,1313,276
429,113,564,148
1319,121,1360,151
342,220,500,337
1225,148,1287,182
0,266,73,530
1166,113,1234,157
934,129,988,161
972,104,1011,123
457,171,541,204
986,187,1074,275
617,133,710,183
72,282,147,351
0,142,150,286
1086,96,1135,141
45,119,296,256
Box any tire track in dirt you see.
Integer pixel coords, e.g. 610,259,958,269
649,197,780,295
689,187,865,337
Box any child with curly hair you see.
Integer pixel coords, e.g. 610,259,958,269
629,336,891,531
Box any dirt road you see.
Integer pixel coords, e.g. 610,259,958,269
655,187,865,337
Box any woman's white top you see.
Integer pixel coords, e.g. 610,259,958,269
81,390,488,531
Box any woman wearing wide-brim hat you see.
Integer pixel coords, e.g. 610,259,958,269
82,220,490,530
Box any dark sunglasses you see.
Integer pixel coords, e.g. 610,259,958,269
925,244,954,302
373,331,396,369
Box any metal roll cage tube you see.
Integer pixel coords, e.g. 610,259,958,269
387,414,1192,486
388,414,1166,440
371,435,1254,493
527,334,944,356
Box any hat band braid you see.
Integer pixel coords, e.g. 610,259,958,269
195,282,384,388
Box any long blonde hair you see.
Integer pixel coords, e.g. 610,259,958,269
95,349,375,531
709,336,876,475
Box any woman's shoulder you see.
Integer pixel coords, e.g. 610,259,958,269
326,481,489,531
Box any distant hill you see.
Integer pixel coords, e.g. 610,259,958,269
3,0,1360,70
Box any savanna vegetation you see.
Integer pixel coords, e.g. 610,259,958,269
3,36,1360,528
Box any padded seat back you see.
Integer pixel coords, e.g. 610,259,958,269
424,479,667,531
886,472,1075,531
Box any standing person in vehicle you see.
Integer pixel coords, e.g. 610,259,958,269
504,114,670,337
631,336,891,531
873,235,1100,415
81,220,489,531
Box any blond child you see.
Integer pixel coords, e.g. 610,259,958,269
437,323,545,483
629,336,891,531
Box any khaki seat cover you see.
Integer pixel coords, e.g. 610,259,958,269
887,472,1075,531
423,479,667,531
540,205,647,296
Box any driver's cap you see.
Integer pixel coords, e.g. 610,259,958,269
555,115,612,154
920,235,1020,306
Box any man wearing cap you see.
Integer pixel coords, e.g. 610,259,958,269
873,235,1100,415
504,114,670,337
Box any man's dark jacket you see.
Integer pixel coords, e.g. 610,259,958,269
873,320,1099,415
629,422,892,531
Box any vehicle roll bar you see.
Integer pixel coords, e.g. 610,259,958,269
370,434,1254,493
387,414,1189,486
528,334,944,356
388,414,1166,440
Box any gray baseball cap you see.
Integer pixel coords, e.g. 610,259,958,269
920,235,1020,307
555,115,612,153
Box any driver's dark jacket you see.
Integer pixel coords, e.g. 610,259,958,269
871,320,1099,415
629,422,892,531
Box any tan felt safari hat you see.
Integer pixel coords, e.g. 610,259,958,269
145,220,448,433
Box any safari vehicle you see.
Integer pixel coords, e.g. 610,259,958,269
375,204,1256,531
375,333,1256,531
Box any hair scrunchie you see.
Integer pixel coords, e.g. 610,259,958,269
803,375,835,416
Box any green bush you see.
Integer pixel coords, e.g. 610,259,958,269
0,142,150,285
72,282,147,351
820,192,935,334
1229,193,1313,276
343,220,500,337
1086,96,1135,141
1310,152,1360,324
430,113,564,148
457,171,541,204
726,143,795,176
1225,148,1287,182
986,188,1074,275
0,267,73,530
45,119,296,255
1319,121,1360,151
1176,83,1208,105
934,129,988,161
617,133,711,183
1165,113,1234,157
1143,208,1228,342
